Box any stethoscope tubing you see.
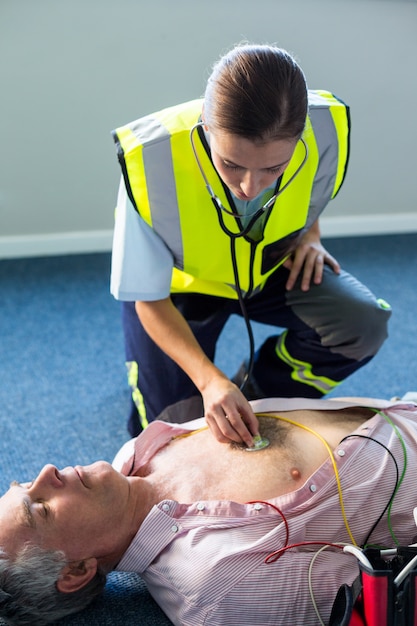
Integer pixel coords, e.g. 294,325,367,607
190,121,308,238
189,121,309,395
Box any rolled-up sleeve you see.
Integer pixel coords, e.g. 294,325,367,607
110,178,174,302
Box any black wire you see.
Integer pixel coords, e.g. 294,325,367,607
339,433,400,546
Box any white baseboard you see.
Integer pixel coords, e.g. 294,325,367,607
0,214,417,260
0,230,113,260
320,212,417,238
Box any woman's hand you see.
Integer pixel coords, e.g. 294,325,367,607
284,221,340,291
135,298,259,446
202,374,259,447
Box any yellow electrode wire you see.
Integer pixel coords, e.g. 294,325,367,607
174,413,358,545
256,413,357,546
173,427,209,439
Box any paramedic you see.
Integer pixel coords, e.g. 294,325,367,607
110,43,391,439
1,397,416,625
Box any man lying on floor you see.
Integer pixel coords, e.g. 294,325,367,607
1,396,417,626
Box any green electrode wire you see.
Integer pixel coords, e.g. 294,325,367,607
372,408,408,546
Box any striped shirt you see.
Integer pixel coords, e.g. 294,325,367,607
113,397,417,626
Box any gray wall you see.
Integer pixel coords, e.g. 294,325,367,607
0,0,416,258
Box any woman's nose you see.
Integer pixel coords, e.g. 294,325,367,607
240,171,261,199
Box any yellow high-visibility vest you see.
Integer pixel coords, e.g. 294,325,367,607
112,91,349,299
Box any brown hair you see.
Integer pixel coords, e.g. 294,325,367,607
204,44,308,142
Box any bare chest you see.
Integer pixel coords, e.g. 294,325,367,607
147,424,328,503
146,440,298,502
144,411,365,503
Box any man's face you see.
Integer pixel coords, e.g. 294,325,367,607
0,462,134,563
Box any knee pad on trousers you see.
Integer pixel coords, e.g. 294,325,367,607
287,269,391,362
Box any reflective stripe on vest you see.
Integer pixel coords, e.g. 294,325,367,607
308,90,349,227
113,92,349,299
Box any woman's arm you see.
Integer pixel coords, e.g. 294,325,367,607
135,297,259,446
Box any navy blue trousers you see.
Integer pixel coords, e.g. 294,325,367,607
122,265,391,435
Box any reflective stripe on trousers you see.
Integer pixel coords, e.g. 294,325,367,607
126,360,149,430
274,330,340,394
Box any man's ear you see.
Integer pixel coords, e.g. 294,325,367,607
57,558,98,593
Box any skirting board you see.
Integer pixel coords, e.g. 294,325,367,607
320,212,417,238
0,230,113,260
0,213,417,260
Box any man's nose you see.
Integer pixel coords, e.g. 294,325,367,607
31,464,62,489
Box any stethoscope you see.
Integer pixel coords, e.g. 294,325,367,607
190,122,309,238
189,121,309,393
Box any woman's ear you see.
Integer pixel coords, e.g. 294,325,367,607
57,557,98,593
201,104,209,131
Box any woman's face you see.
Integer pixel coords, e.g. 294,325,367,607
208,130,298,201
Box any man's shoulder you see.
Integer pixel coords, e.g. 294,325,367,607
112,417,207,473
249,396,399,414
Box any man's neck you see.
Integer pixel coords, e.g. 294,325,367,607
104,477,162,570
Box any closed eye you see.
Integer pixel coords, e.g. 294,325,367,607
11,481,51,520
224,162,241,171
35,500,49,518
223,162,287,174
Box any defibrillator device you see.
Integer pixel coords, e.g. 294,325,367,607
330,544,417,626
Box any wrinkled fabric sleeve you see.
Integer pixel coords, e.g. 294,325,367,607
110,177,174,302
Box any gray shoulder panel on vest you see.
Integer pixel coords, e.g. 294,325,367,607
137,117,184,270
308,106,339,222
129,115,169,145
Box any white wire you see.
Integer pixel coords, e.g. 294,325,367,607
307,543,350,626
343,544,373,569
394,553,417,586
309,543,417,623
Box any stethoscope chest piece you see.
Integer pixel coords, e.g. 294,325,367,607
245,435,270,452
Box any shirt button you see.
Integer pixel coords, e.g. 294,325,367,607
253,503,263,511
337,449,346,457
310,484,317,492
162,503,170,512
197,503,205,511
171,525,179,533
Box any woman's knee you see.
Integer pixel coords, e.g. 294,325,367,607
287,269,391,360
337,295,391,359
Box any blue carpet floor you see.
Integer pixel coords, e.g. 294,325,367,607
0,233,416,625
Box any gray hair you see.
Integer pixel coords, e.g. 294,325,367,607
0,545,107,625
